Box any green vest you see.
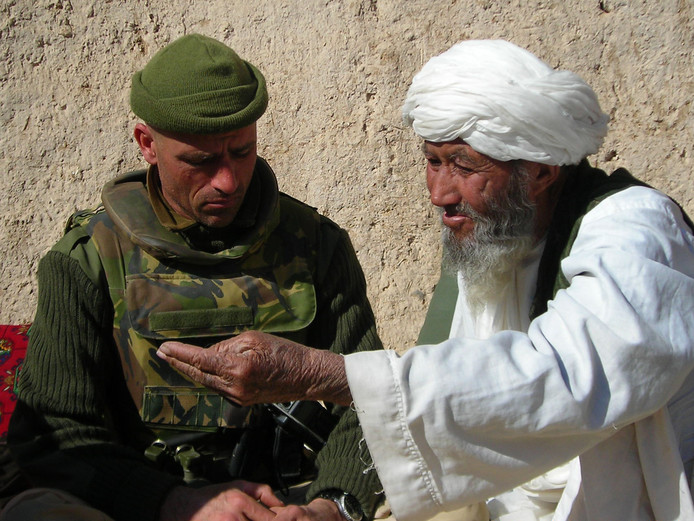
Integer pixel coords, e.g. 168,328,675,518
417,161,693,345
68,160,320,432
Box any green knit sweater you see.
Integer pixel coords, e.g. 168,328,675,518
9,186,384,519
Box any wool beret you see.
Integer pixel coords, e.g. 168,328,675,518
130,34,268,134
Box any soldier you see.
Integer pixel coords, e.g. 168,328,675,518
4,34,383,521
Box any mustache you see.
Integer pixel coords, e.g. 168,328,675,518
440,202,483,219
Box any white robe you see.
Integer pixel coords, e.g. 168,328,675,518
346,186,694,521
450,240,572,521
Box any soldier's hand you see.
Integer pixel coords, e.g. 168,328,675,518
158,480,283,521
270,498,345,521
157,331,352,406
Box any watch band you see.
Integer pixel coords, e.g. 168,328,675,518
317,489,364,521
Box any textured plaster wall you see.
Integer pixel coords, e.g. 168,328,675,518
1,0,692,350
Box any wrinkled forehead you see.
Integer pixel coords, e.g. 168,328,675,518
421,139,510,168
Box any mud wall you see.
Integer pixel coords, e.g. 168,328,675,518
2,0,692,350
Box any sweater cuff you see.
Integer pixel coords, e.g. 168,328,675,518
306,409,384,519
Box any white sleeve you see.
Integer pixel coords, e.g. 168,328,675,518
346,186,694,521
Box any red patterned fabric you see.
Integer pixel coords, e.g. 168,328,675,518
0,325,29,444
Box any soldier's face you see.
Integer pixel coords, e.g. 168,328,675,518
136,123,258,228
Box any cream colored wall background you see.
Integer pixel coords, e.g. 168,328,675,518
1,0,692,350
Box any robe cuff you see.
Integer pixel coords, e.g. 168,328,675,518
345,350,440,521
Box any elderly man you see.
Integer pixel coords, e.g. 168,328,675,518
4,34,383,521
157,40,694,521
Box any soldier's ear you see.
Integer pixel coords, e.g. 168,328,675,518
134,123,158,165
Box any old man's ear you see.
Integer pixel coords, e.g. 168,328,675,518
526,162,562,200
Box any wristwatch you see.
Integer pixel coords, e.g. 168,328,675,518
317,489,364,521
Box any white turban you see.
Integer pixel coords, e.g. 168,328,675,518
402,40,609,165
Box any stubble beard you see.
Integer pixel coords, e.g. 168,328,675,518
441,166,537,312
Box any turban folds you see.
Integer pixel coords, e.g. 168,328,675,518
402,40,609,165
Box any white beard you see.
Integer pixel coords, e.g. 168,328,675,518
444,229,534,313
441,170,536,313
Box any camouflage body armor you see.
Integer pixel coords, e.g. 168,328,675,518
67,160,335,487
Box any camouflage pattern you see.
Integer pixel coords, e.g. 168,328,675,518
66,159,321,431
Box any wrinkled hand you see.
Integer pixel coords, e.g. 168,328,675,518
157,331,351,406
271,498,344,521
158,480,283,521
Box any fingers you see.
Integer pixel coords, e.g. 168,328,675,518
156,343,207,381
157,341,205,366
158,340,252,379
156,334,326,405
157,341,260,405
270,505,310,520
157,342,227,383
238,495,278,521
157,342,234,396
159,483,278,521
232,480,285,509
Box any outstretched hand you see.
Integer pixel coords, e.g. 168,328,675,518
156,331,352,406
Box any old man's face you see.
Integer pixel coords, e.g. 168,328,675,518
423,139,536,280
424,140,523,240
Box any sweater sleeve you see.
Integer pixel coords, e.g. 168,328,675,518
8,248,182,521
304,223,385,518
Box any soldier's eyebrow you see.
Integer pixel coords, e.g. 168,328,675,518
228,140,257,156
179,150,215,158
177,150,217,163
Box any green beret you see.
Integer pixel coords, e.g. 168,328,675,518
130,34,268,134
